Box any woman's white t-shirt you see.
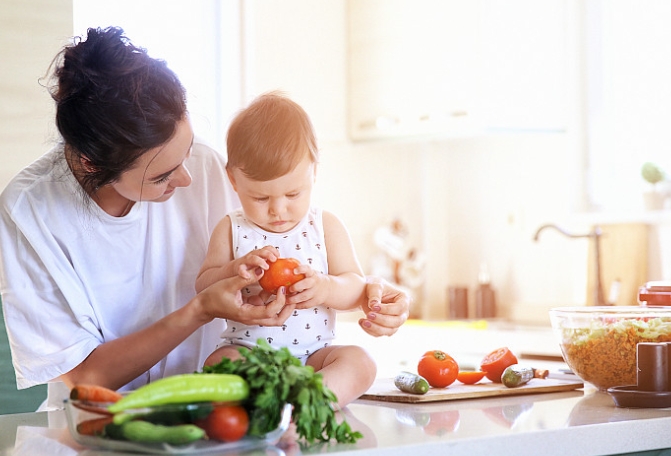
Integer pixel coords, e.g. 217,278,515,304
0,140,237,408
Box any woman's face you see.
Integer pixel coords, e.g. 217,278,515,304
112,118,194,202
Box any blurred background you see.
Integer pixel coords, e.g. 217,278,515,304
3,0,671,411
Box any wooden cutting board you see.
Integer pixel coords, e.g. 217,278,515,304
359,376,584,403
586,223,648,306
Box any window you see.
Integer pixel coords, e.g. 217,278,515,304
586,0,671,211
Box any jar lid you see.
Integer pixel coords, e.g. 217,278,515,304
639,281,671,305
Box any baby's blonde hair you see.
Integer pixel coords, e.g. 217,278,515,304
226,91,318,181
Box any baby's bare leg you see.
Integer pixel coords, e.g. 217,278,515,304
306,345,377,408
203,344,247,367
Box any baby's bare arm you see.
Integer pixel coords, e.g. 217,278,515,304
286,211,366,310
196,217,280,293
195,216,236,292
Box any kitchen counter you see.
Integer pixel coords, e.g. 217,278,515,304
4,320,670,455
2,385,671,456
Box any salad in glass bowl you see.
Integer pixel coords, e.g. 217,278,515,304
549,306,671,390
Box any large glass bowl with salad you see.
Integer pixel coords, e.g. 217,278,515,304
549,306,671,390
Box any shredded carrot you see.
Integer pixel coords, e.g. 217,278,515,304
562,326,671,390
70,384,123,403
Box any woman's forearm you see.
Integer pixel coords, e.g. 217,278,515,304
59,299,209,390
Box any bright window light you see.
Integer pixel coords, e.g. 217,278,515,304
587,0,671,211
72,0,243,153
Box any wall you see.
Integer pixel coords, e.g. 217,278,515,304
0,1,602,327
244,0,589,322
0,0,72,185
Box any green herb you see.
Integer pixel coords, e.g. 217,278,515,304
201,339,362,444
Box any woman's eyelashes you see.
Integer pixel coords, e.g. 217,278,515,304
153,174,171,185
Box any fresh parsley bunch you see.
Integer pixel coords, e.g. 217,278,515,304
201,339,362,444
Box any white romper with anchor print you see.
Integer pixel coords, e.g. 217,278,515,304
219,206,335,362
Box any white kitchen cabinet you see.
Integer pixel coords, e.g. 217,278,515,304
347,0,483,140
347,0,570,141
480,0,570,132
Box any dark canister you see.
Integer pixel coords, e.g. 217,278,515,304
448,286,468,319
637,342,669,391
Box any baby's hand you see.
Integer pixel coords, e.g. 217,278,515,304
235,246,280,279
285,264,329,309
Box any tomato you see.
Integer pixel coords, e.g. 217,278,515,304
456,371,487,385
417,350,459,388
200,405,249,442
480,347,518,383
258,258,306,294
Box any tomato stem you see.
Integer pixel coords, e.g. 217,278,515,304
432,350,447,361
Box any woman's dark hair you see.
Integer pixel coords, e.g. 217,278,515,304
49,26,187,194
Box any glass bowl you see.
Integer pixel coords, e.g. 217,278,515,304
64,398,292,455
549,306,671,390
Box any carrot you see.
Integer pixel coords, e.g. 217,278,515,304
70,384,123,403
76,415,114,436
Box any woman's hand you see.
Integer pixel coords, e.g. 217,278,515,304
358,276,410,336
197,272,295,327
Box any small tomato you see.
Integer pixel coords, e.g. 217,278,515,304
456,371,487,385
417,350,459,388
258,258,306,294
480,347,518,383
200,405,249,442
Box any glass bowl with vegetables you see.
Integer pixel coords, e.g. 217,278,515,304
64,374,292,454
549,306,671,390
65,398,292,454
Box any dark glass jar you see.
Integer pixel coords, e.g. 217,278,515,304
475,283,496,318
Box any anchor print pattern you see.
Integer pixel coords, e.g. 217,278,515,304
220,207,336,359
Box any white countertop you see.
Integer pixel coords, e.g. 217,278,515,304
2,387,671,456
3,320,670,455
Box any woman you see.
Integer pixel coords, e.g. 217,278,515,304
0,27,409,410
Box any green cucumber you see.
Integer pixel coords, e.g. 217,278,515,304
108,373,248,413
501,364,535,388
394,371,430,395
138,402,214,425
112,402,215,426
103,422,126,440
121,421,205,445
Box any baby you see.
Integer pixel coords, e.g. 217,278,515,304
195,92,376,407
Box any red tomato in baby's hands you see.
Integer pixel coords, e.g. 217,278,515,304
258,258,305,294
417,350,459,388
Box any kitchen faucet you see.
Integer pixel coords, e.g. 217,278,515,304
533,224,607,306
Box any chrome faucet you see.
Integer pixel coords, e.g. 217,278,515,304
533,224,607,306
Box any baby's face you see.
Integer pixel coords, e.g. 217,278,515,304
229,157,316,233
